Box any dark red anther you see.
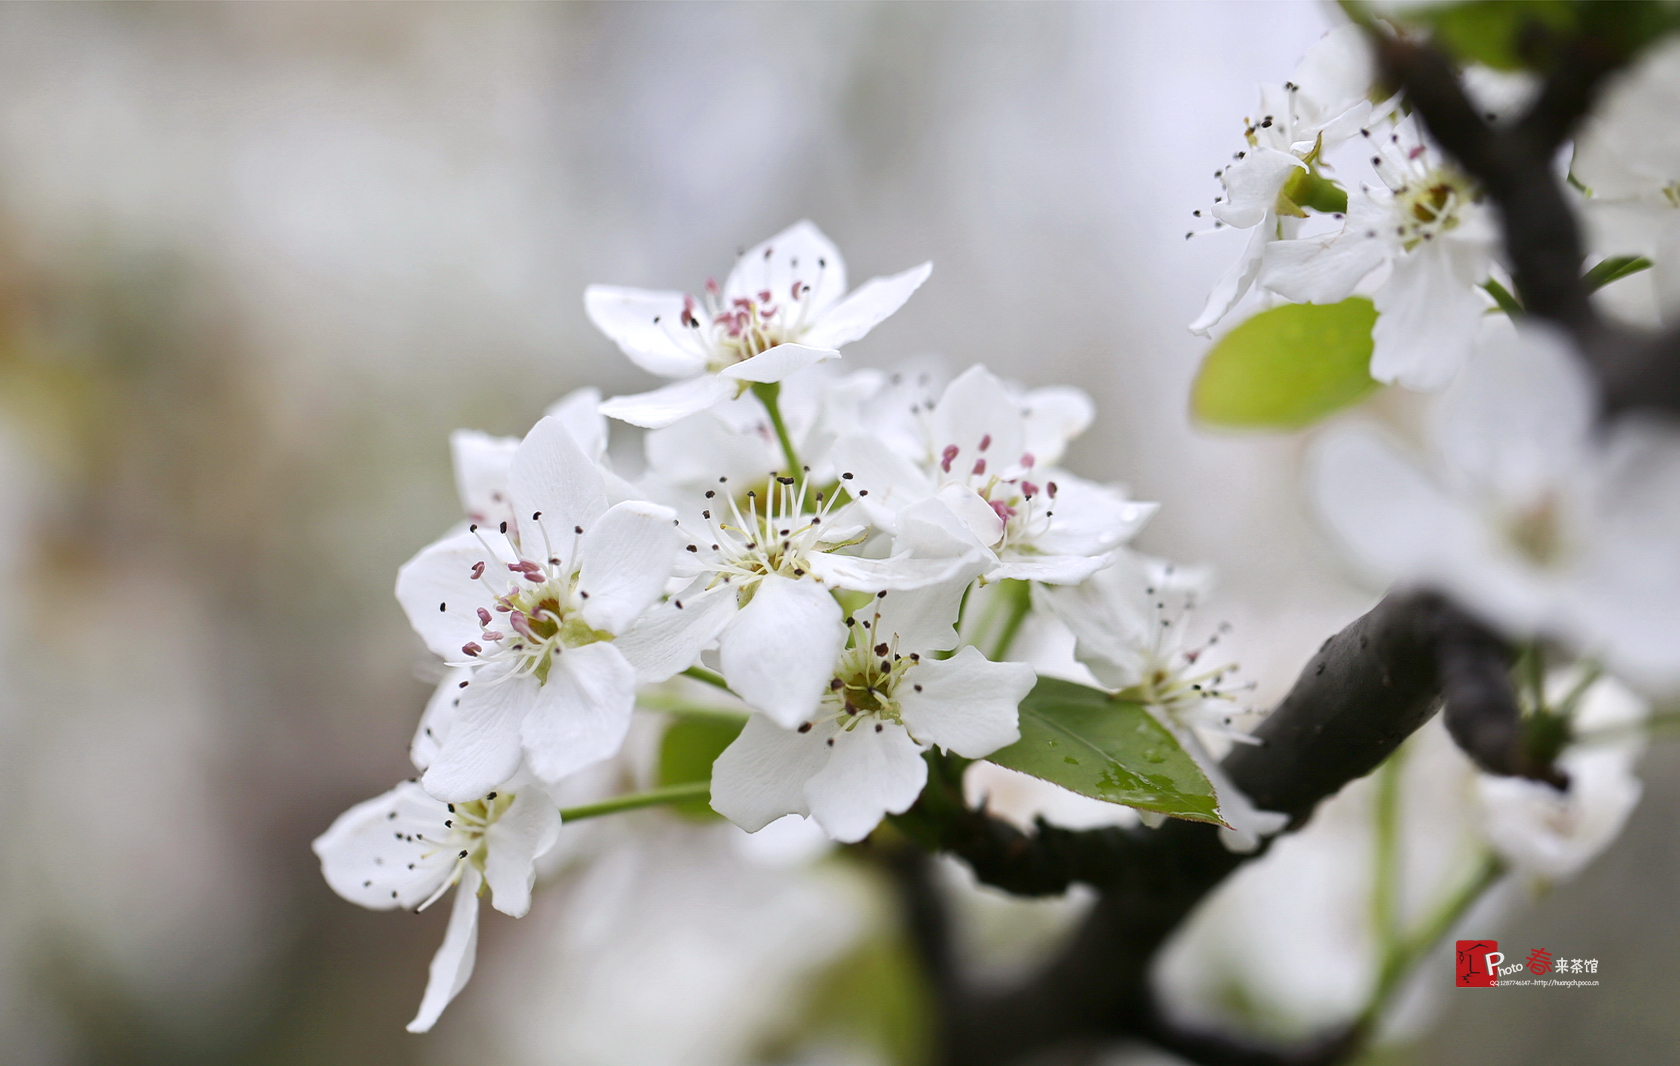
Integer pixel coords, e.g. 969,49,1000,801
462,642,482,657
940,444,959,473
972,458,986,476
470,561,486,579
979,433,992,452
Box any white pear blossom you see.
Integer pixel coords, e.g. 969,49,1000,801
1190,25,1383,334
1477,673,1647,881
832,365,1155,585
448,388,621,531
396,414,682,799
1311,321,1680,693
312,778,561,1032
1261,115,1498,390
587,220,931,428
1036,551,1287,851
1573,36,1680,317
621,466,983,732
711,583,1035,842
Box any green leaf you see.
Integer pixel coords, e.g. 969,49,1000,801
1192,297,1381,431
1399,1,1576,71
1583,255,1653,293
656,716,745,819
986,677,1223,825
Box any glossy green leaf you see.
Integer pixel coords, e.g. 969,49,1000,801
1192,297,1381,431
656,715,745,818
986,677,1223,825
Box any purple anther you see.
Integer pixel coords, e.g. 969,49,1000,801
470,561,486,579
789,281,803,301
972,458,986,476
1047,481,1058,498
461,642,482,657
990,499,1016,524
940,444,959,473
1022,480,1040,498
979,433,992,452
481,631,504,642
1021,452,1035,469
477,607,493,626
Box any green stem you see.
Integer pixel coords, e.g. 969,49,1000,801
558,781,713,823
1356,851,1504,1036
1483,278,1524,317
636,691,749,723
751,381,803,480
1370,747,1406,956
682,665,733,692
988,579,1033,661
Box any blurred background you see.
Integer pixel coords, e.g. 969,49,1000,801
0,3,1675,1064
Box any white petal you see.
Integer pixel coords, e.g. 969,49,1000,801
449,430,520,526
422,663,539,802
928,366,1026,472
828,433,937,524
804,722,928,843
868,574,979,653
1034,559,1153,689
1291,25,1374,122
599,374,737,429
1031,476,1158,556
717,342,839,384
614,580,737,683
1019,385,1094,466
406,865,481,1033
313,780,458,911
725,220,848,318
583,285,708,378
898,646,1033,758
1212,148,1304,229
482,788,562,918
990,552,1110,585
395,530,504,661
644,409,775,488
576,500,680,634
520,641,637,783
1188,216,1274,335
509,414,609,542
1370,243,1488,390
934,482,1006,548
1433,321,1594,501
802,550,972,593
1261,202,1392,304
718,575,845,729
543,387,609,463
801,261,933,350
709,713,834,831
411,667,474,773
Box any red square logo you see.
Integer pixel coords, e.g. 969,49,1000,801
1457,940,1499,987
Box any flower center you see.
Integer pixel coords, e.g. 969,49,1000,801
689,473,855,605
1504,494,1567,568
1389,165,1476,250
459,523,610,683
934,437,1057,553
413,790,515,912
793,623,922,740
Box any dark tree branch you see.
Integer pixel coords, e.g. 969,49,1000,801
892,592,1519,1066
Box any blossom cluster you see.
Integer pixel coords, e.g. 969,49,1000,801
312,221,1258,1030
1184,25,1680,981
